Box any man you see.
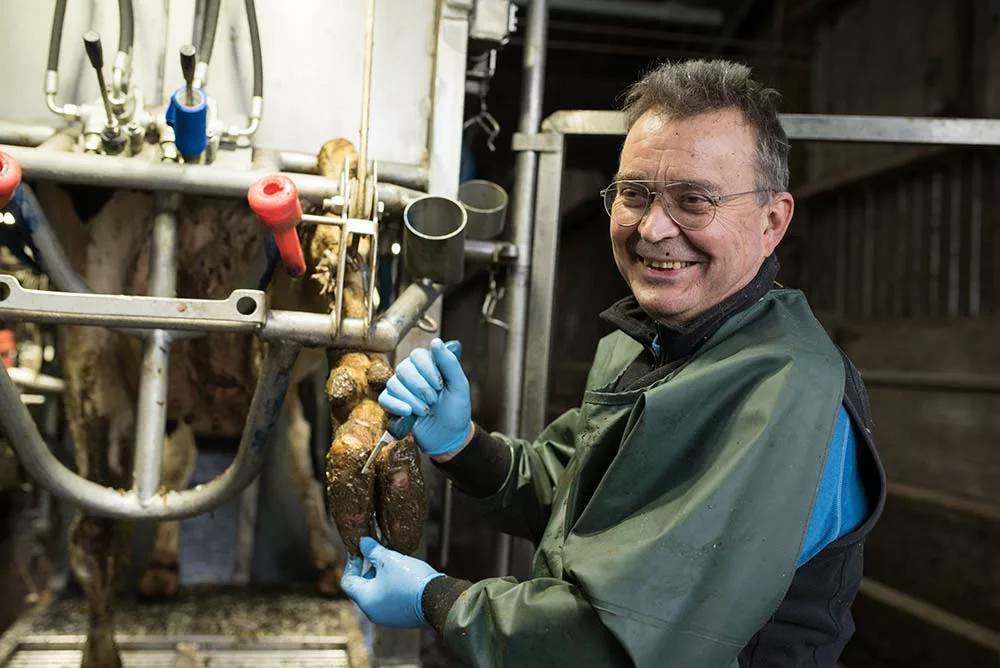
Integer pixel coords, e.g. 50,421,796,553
341,59,886,667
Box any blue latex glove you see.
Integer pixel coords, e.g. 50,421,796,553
378,337,471,456
340,536,443,628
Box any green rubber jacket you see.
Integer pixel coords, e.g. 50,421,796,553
442,289,846,668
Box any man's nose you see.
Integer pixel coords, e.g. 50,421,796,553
638,197,682,243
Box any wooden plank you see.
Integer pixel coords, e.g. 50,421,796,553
865,490,1000,630
860,580,1000,651
835,318,1000,505
843,582,1000,668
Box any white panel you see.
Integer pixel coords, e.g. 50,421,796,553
0,0,437,165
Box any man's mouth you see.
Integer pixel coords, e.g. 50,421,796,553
640,257,699,270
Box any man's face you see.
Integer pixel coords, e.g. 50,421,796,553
610,108,794,325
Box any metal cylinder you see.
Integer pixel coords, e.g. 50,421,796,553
403,196,468,284
458,179,509,240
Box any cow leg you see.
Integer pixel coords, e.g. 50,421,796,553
63,328,136,668
138,421,197,598
286,381,344,595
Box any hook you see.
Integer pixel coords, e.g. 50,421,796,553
463,99,501,152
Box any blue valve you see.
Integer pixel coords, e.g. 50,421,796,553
165,85,208,159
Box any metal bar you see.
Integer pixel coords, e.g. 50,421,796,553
497,0,549,579
0,144,337,204
0,276,265,333
781,114,1000,145
536,110,1000,147
860,370,1000,393
463,239,517,264
0,121,57,147
132,330,171,501
0,342,299,520
5,368,65,393
0,277,440,350
261,279,440,348
268,149,429,191
131,207,178,502
521,139,565,443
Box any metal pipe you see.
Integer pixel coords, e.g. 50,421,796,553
0,144,337,204
0,274,438,349
0,122,57,147
131,207,178,502
464,240,517,264
132,329,172,501
261,279,440,348
535,109,1000,146
266,148,430,191
2,144,426,216
496,0,548,578
0,340,300,520
520,136,564,444
6,368,66,394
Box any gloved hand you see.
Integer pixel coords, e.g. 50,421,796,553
340,536,443,628
378,337,472,456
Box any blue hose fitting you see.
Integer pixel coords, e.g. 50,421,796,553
165,86,208,159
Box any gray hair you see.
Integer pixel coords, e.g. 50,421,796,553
621,59,789,203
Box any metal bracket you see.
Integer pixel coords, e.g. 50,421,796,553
511,132,564,153
0,276,265,333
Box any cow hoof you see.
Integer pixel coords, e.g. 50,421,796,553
138,564,179,599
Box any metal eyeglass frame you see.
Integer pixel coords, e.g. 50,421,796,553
599,180,775,230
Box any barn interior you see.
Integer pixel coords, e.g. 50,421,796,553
0,0,997,667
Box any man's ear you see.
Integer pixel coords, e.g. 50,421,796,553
762,191,794,256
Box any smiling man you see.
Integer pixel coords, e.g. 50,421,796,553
340,59,887,668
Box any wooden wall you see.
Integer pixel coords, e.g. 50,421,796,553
799,2,1000,666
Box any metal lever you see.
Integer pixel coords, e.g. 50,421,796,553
180,44,197,107
83,31,118,134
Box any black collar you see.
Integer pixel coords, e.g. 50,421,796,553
600,255,780,363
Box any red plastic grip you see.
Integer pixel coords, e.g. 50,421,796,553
0,330,15,369
0,151,22,209
247,174,306,277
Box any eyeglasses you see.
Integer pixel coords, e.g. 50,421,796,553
599,180,774,231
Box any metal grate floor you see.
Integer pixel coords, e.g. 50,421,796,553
0,588,370,668
7,647,350,667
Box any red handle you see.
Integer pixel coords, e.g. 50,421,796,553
0,151,22,209
0,330,15,369
247,174,306,277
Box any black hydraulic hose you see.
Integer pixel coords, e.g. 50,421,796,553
245,0,263,97
198,0,221,67
47,0,67,71
118,0,134,54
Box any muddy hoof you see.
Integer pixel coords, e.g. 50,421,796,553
138,564,179,599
